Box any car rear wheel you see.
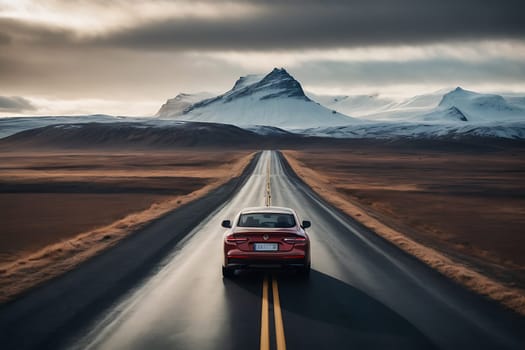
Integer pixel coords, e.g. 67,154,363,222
222,266,235,278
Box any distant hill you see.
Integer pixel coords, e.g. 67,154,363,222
2,121,524,153
0,122,268,149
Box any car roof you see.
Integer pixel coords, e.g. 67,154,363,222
240,206,296,215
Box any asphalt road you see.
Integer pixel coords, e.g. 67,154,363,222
1,150,524,349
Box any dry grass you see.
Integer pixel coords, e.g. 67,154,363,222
283,149,525,315
0,150,255,302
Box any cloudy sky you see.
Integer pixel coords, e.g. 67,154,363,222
1,0,524,116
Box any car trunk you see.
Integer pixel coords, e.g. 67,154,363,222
229,228,304,252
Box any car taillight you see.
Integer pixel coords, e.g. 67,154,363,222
225,235,248,244
283,237,306,244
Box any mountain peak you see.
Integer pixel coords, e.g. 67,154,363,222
439,87,477,107
231,68,291,91
263,68,293,81
447,87,475,97
267,67,290,77
254,67,308,101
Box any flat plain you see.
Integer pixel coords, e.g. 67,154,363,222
284,144,525,291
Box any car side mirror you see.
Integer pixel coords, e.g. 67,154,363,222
221,220,231,228
301,220,311,229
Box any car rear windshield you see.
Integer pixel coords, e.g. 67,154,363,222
238,213,296,228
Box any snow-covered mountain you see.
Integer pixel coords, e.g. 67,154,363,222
297,87,525,139
156,68,356,128
2,77,524,142
307,89,450,121
435,87,524,122
307,87,525,125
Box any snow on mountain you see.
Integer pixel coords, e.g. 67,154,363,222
356,90,453,122
156,72,524,129
418,106,469,122
436,87,524,122
306,92,395,117
0,121,271,149
0,115,205,139
307,89,453,122
504,95,525,109
156,68,356,129
347,87,525,124
394,89,448,109
156,92,213,117
297,89,525,137
4,78,524,142
0,114,125,139
231,74,265,91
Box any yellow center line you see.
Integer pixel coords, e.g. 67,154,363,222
272,276,287,350
260,275,270,350
265,154,272,207
260,275,287,350
261,153,286,349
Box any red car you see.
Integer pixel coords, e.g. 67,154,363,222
221,206,311,278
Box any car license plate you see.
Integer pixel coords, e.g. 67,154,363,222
254,243,278,251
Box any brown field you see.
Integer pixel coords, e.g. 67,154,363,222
0,150,254,301
284,145,525,313
0,193,173,262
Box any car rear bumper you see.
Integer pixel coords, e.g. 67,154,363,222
224,250,309,269
226,258,307,269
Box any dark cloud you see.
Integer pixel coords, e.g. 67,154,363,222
0,0,524,114
0,46,246,101
0,18,74,47
0,96,35,112
1,1,524,51
92,0,525,51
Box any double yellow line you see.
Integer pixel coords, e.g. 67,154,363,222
260,275,286,350
261,153,285,348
